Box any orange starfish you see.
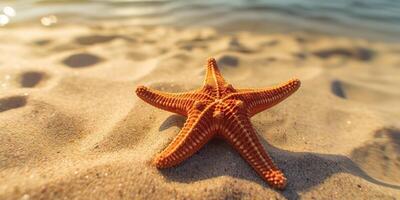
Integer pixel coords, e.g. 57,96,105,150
135,58,300,189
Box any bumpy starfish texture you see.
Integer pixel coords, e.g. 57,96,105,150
135,58,300,189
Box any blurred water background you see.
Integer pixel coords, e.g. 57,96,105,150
0,0,400,42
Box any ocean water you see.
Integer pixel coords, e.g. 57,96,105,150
1,0,400,41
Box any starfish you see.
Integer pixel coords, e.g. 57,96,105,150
135,58,300,189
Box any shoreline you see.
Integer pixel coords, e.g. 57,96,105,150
4,17,400,43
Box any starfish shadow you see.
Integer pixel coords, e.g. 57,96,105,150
158,114,185,131
157,115,400,199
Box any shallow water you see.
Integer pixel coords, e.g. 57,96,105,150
1,0,400,41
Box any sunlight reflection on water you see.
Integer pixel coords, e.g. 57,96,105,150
0,14,9,26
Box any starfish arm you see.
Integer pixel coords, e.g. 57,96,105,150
136,86,210,116
231,78,300,117
219,100,287,189
153,107,215,168
203,58,227,98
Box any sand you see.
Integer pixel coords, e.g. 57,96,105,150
0,23,399,200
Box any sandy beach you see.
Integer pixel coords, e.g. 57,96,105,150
0,22,400,199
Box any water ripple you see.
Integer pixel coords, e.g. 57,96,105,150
0,0,399,41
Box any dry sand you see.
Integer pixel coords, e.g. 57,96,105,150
0,23,399,200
